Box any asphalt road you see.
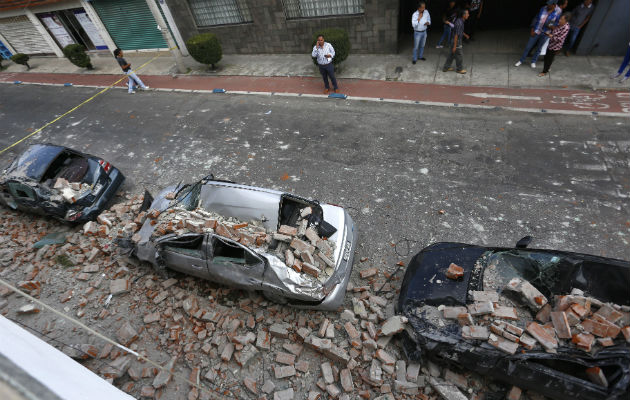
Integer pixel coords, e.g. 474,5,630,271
1,84,629,269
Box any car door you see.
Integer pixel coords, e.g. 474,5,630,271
207,234,265,290
158,233,210,279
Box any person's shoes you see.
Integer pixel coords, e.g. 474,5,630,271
324,89,329,94
436,45,443,49
530,62,536,68
442,67,455,72
564,50,570,57
333,89,338,93
514,61,522,67
129,91,136,94
412,60,416,64
456,69,467,74
611,72,621,79
420,57,426,61
141,86,150,90
538,72,547,77
621,76,629,83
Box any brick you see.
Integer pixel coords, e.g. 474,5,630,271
344,322,360,339
566,309,581,326
572,333,595,351
340,368,353,392
144,311,160,324
282,342,303,356
140,386,155,398
594,304,623,323
152,356,176,389
507,386,522,400
305,227,320,243
598,337,615,347
274,365,296,379
406,363,421,383
395,360,406,382
506,278,548,311
380,315,407,336
471,291,499,302
360,267,377,279
492,306,518,320
116,322,138,346
302,262,320,278
375,349,395,365
591,314,621,338
457,313,474,326
488,334,518,354
526,322,558,352
585,367,608,387
290,238,315,254
307,391,321,400
274,388,294,400
221,343,234,362
256,330,271,350
326,384,341,399
321,362,334,384
269,323,289,339
550,311,572,339
446,263,464,280
581,318,608,338
429,377,468,400
504,323,524,337
323,345,350,365
276,352,296,365
278,225,298,236
261,380,275,394
295,360,309,373
444,369,467,390
622,326,630,343
467,301,494,316
110,279,130,295
461,325,489,340
536,303,552,323
570,303,588,319
442,306,468,319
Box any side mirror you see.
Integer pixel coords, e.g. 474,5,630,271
516,236,532,249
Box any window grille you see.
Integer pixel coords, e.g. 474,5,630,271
282,0,364,19
188,0,252,27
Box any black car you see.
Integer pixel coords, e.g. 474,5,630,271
396,238,630,400
0,144,124,223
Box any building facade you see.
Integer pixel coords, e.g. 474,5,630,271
164,0,399,54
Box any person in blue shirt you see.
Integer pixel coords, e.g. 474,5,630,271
515,0,561,69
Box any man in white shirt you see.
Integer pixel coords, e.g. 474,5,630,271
311,34,338,94
411,2,431,64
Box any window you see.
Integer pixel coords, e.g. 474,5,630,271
282,0,364,19
188,0,252,27
163,235,204,258
8,183,37,201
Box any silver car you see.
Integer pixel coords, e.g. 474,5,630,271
135,175,357,311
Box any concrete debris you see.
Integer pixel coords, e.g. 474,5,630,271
379,315,408,336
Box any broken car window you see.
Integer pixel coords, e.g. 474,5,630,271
173,182,201,211
212,237,260,266
163,235,204,258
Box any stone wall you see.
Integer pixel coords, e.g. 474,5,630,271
165,0,399,54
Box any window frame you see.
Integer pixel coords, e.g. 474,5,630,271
187,0,253,28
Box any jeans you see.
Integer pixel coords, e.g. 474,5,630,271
412,30,427,61
519,33,547,64
437,25,452,46
618,44,630,78
565,26,581,51
443,46,463,71
126,70,146,92
318,63,338,90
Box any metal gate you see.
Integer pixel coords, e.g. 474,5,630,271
0,15,53,55
91,0,167,50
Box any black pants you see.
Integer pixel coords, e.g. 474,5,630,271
443,47,464,71
543,50,559,73
318,63,338,90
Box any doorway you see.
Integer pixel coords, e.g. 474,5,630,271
37,8,108,51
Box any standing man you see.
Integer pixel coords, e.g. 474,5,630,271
539,12,571,77
515,0,561,69
465,0,483,42
312,34,338,94
442,8,469,75
114,48,149,94
411,2,431,64
564,0,594,56
436,1,457,49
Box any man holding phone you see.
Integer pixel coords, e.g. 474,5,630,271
312,34,338,94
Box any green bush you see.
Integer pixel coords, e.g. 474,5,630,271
311,28,350,67
63,44,93,69
11,53,30,69
186,33,222,69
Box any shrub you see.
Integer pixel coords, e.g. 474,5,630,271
11,53,30,69
186,33,222,69
311,28,350,67
63,44,93,69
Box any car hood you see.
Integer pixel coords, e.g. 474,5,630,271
397,242,486,312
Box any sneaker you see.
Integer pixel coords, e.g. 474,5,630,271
141,86,150,90
611,72,621,79
420,57,426,61
412,60,416,65
129,90,136,94
621,76,629,83
436,45,443,49
531,62,536,68
514,61,522,67
456,69,467,74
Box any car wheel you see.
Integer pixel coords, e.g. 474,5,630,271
263,290,288,305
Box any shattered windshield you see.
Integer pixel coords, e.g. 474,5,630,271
481,250,562,297
173,182,201,211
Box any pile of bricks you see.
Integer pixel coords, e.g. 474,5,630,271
440,271,630,388
52,177,93,204
140,205,337,284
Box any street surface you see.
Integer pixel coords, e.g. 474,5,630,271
0,84,629,399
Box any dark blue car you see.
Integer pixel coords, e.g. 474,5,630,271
0,144,124,223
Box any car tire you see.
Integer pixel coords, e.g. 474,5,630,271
262,290,288,305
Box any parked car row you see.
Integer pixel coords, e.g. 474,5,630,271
1,144,628,400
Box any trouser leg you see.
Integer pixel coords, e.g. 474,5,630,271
455,48,463,71
128,71,145,88
443,50,454,69
319,65,330,89
418,31,427,58
531,35,546,63
412,31,420,61
543,50,557,73
326,64,338,90
618,45,630,75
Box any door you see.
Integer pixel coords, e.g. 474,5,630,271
207,235,265,290
159,234,210,279
0,15,54,55
91,0,167,50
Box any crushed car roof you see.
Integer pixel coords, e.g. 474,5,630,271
5,144,65,181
